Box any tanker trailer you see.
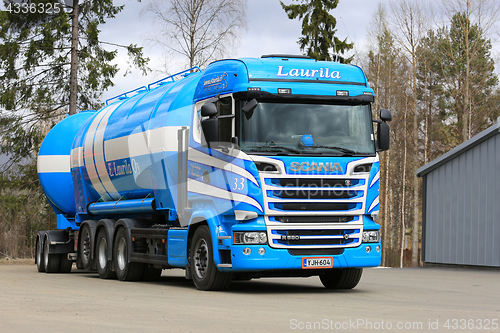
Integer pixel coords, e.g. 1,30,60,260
36,55,391,290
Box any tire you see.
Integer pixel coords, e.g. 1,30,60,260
43,237,60,273
36,236,45,273
319,268,363,289
59,254,73,273
113,228,144,281
96,229,116,279
189,226,232,291
141,265,162,281
79,224,93,271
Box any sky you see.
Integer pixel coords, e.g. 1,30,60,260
100,0,382,102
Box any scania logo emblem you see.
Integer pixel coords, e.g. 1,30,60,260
290,161,343,173
343,234,350,240
345,180,352,186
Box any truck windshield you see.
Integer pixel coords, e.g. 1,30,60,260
238,101,375,155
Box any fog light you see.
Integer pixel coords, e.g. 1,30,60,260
365,246,371,253
243,247,251,255
258,247,265,255
362,230,380,243
376,245,381,253
234,231,268,244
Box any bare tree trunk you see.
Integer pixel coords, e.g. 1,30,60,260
412,95,420,266
464,0,470,141
69,0,79,115
400,104,408,268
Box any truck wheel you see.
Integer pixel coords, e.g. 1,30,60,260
44,237,60,273
36,236,45,272
189,226,232,291
79,224,93,271
113,228,144,281
319,268,363,289
59,254,73,273
96,229,116,279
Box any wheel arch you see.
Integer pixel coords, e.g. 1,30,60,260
188,210,223,267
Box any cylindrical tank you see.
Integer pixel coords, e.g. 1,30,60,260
69,72,201,215
37,111,96,215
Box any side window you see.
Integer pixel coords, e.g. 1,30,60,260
216,97,233,143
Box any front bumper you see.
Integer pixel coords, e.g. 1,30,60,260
220,242,381,272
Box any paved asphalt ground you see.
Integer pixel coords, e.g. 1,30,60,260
0,264,498,332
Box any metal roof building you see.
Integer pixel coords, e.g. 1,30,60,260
417,118,500,267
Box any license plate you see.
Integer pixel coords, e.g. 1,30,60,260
301,257,333,269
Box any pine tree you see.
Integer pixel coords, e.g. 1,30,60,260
280,0,353,62
0,0,149,170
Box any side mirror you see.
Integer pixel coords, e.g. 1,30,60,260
242,98,258,120
380,108,392,122
200,102,219,148
201,118,219,148
377,121,390,151
201,102,218,117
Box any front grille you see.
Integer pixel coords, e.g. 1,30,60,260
285,238,345,245
287,230,344,236
273,178,359,187
264,176,365,215
275,203,351,211
274,216,355,223
268,225,362,249
271,189,356,199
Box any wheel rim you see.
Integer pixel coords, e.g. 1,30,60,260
98,237,107,269
117,238,127,271
193,238,209,279
82,230,91,263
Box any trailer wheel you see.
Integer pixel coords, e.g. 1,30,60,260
36,236,45,273
43,237,60,273
79,224,93,271
319,268,363,289
189,226,232,291
96,229,116,279
113,228,144,281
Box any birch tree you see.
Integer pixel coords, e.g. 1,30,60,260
144,0,247,69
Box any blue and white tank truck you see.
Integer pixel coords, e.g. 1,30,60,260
35,55,391,290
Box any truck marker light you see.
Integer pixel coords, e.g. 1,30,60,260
278,88,291,94
336,90,349,97
247,87,261,91
366,246,371,253
376,245,380,253
258,247,265,255
243,247,251,255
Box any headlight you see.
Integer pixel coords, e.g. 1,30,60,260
233,231,268,244
362,230,380,243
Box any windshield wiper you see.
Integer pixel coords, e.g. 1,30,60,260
247,145,302,154
304,145,356,154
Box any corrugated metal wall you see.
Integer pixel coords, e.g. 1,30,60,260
421,133,500,267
